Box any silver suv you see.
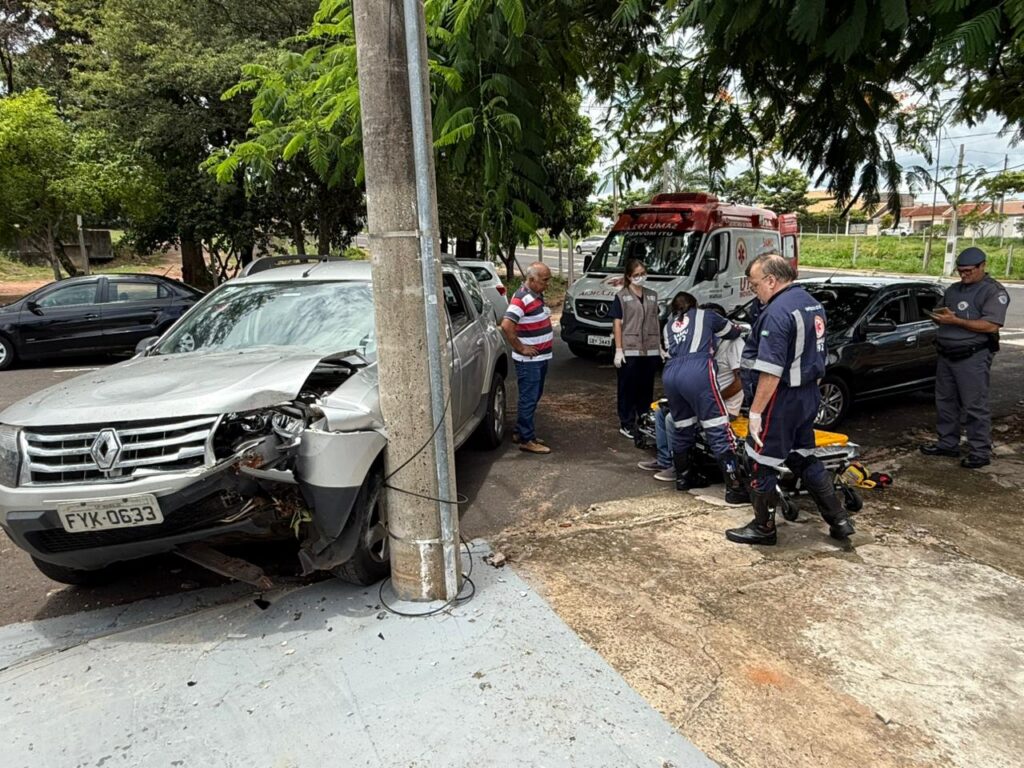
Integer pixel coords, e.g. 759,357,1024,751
0,259,509,586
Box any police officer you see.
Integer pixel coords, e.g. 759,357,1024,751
726,253,855,546
662,291,748,503
920,247,1010,469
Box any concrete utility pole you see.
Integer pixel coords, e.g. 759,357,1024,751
353,0,460,602
943,143,966,276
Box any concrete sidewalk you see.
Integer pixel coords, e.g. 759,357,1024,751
0,541,715,767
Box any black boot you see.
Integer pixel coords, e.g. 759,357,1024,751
674,453,693,492
801,462,855,541
725,488,777,545
718,452,750,505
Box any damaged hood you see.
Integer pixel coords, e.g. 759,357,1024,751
1,347,332,427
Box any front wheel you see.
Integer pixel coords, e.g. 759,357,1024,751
333,469,390,586
816,375,851,429
31,556,118,586
0,334,16,371
472,374,506,449
840,485,864,513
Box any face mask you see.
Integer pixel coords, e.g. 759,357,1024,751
631,276,647,286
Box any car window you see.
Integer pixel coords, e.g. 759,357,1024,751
459,272,486,316
870,294,910,326
465,265,494,284
442,274,471,333
35,283,98,308
805,285,874,332
107,280,161,303
914,289,941,319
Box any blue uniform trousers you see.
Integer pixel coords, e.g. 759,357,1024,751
662,357,736,459
744,383,821,492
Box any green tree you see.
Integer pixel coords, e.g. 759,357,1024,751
0,89,140,278
720,167,810,214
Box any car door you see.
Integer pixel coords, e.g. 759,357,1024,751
851,290,919,395
909,286,944,382
691,230,732,305
18,280,104,359
100,277,176,351
443,273,487,431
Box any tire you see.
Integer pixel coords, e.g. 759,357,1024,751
568,342,601,359
840,485,864,513
472,373,506,449
333,469,390,586
0,334,16,371
31,556,118,586
780,495,799,522
816,375,851,429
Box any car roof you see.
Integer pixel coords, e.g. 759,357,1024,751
456,259,496,269
798,276,942,290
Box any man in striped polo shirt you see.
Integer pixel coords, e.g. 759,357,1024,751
501,262,554,454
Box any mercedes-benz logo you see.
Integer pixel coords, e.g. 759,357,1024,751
90,428,123,471
594,302,610,319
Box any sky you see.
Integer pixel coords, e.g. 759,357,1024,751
581,92,1024,206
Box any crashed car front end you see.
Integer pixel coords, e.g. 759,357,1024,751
0,272,390,580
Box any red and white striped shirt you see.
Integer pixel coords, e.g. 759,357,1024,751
504,286,553,362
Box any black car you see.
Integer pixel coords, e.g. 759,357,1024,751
0,274,203,370
734,277,945,428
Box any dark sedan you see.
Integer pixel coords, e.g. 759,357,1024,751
733,277,945,428
0,274,202,370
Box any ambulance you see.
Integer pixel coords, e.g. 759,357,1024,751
560,192,799,356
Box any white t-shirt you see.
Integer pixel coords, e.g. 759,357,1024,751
715,338,744,416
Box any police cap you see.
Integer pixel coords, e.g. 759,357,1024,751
956,247,987,267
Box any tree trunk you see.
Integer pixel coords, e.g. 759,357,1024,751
53,236,80,278
0,47,13,96
293,221,306,255
180,232,211,290
238,241,254,268
455,237,476,261
45,223,62,281
317,214,330,255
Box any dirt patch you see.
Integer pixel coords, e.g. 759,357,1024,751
495,429,1024,768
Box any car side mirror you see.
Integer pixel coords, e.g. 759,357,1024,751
582,255,593,273
135,336,160,356
26,300,42,315
864,319,897,335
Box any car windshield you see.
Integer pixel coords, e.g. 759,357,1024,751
804,284,876,332
588,231,702,276
155,280,376,357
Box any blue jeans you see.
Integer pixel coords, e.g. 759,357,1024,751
515,360,549,443
655,406,676,467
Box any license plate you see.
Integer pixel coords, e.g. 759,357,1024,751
56,494,164,533
587,334,613,347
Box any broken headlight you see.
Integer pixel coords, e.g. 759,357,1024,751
0,424,21,488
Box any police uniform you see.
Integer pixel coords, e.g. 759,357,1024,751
727,283,854,545
927,248,1010,466
662,308,747,501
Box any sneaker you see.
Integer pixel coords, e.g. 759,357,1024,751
619,427,636,439
920,443,959,458
637,459,668,471
511,433,546,446
961,455,990,469
519,440,551,455
653,467,676,482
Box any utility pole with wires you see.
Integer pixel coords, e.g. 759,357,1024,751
943,143,966,277
352,0,461,602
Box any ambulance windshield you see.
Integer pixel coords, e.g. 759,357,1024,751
588,231,703,276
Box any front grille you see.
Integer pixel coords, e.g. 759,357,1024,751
23,415,219,485
25,500,242,554
575,299,613,323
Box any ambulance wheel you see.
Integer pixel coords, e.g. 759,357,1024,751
568,342,601,359
840,485,863,513
779,495,799,522
816,375,850,429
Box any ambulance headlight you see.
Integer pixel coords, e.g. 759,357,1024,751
563,296,574,315
0,425,21,488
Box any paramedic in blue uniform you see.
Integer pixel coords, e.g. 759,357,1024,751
921,247,1010,469
727,253,855,546
661,292,749,504
610,258,662,439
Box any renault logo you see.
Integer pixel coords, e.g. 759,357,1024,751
90,428,123,471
